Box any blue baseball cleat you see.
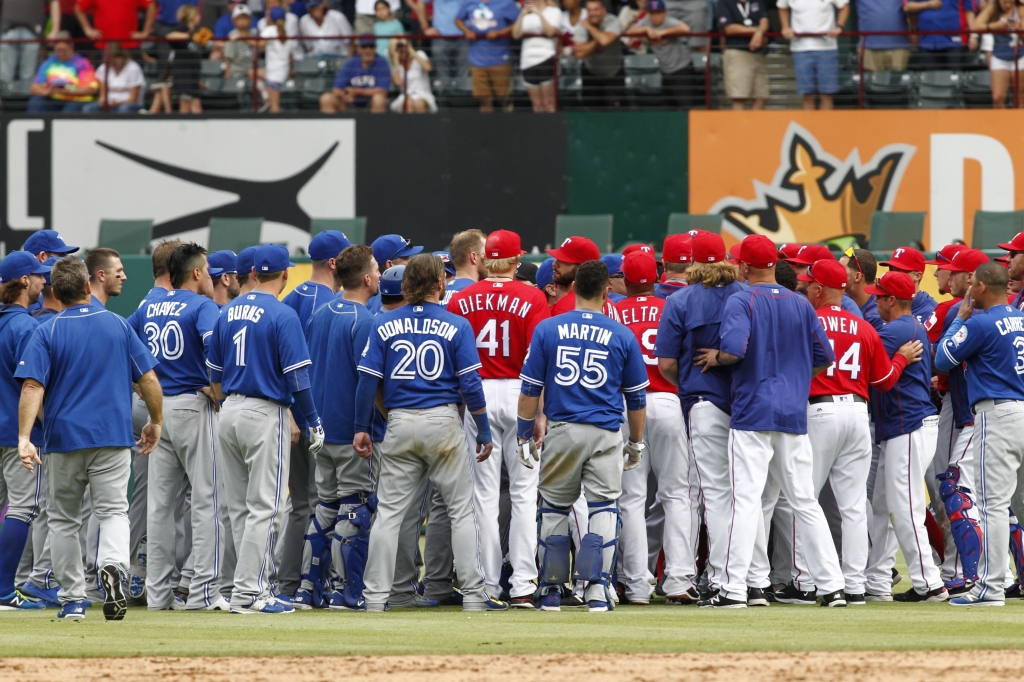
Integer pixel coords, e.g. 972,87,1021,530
292,589,314,610
20,582,60,608
230,597,295,614
539,590,561,612
57,601,88,619
0,590,46,610
464,597,508,612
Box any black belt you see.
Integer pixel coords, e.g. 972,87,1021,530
809,394,867,405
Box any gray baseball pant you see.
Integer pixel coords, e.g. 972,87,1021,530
279,435,316,597
12,457,49,588
422,486,456,601
147,392,225,609
219,395,291,608
218,461,237,601
363,405,487,608
46,447,131,604
130,395,150,575
390,472,429,602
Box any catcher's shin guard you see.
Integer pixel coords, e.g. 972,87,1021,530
938,468,982,582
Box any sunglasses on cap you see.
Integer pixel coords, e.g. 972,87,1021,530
386,237,415,260
844,246,863,276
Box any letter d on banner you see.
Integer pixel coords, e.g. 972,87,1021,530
931,134,1014,247
7,119,45,230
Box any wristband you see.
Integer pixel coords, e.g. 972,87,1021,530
471,410,492,445
517,415,536,441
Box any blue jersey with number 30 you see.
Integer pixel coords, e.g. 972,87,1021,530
520,309,649,432
936,304,1024,406
358,302,483,410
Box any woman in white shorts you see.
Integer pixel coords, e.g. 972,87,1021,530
390,39,437,112
512,0,562,112
972,0,1024,107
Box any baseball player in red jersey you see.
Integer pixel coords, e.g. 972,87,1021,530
785,260,923,603
614,252,698,604
447,230,550,608
547,237,621,322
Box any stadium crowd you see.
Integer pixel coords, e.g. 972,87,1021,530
0,226,1023,617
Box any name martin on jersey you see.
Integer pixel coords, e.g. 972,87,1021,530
557,320,613,346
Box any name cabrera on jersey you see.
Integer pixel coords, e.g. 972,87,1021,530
936,304,1024,406
447,279,550,379
358,302,482,410
520,309,649,432
207,290,312,405
615,295,675,393
128,289,220,396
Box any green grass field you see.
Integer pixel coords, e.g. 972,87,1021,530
3,600,1024,658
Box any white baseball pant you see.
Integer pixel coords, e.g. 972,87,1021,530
721,429,844,602
619,392,696,601
865,417,942,595
464,378,538,600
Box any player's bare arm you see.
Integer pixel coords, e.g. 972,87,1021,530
136,369,164,455
695,348,738,372
657,357,679,386
16,378,45,472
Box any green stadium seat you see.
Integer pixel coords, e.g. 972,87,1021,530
200,59,225,77
98,220,154,255
864,71,913,109
310,217,367,244
667,213,722,235
972,210,1024,249
868,211,925,251
624,54,662,95
555,214,614,253
209,217,263,253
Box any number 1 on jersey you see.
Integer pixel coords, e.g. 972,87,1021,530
233,327,247,367
476,319,510,357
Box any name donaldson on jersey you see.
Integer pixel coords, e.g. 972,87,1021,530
145,300,190,318
376,316,460,342
453,292,536,318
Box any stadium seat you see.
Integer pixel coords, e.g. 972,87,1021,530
200,59,225,77
0,80,32,111
558,55,582,105
914,70,961,109
667,213,722,235
209,217,263,253
972,210,1024,249
98,220,154,255
310,217,366,244
963,70,995,108
868,211,925,251
295,59,327,77
864,71,913,108
555,214,614,253
624,54,662,97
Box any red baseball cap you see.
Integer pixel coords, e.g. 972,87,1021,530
692,232,727,263
485,230,527,259
622,251,658,285
787,243,835,267
925,243,969,266
880,246,926,273
797,258,848,289
865,271,916,300
996,254,1010,267
622,243,655,257
998,231,1024,251
662,234,693,264
727,242,742,264
941,248,990,273
738,234,777,269
546,236,600,264
777,243,806,261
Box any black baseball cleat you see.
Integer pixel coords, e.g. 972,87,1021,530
700,593,746,609
1006,583,1024,600
747,587,770,607
893,586,949,603
100,565,127,621
774,583,816,605
891,568,901,587
819,590,847,607
845,593,866,605
946,581,974,597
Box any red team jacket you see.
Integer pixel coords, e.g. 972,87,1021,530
550,291,622,322
810,305,910,398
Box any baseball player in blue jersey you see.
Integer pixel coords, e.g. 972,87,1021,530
208,250,240,308
298,244,380,610
278,230,349,601
518,260,649,613
235,246,260,295
207,244,325,615
655,233,750,604
367,234,424,315
0,253,50,611
16,256,164,621
129,243,228,611
1000,233,1024,312
861,271,946,602
354,254,506,612
879,247,937,324
936,262,1024,606
23,231,79,315
696,234,844,608
85,248,127,309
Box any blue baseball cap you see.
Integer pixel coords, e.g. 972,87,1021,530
309,230,351,261
23,230,79,256
433,251,456,277
208,250,237,277
379,264,406,297
536,258,554,289
0,251,51,283
236,246,259,277
372,234,422,266
269,6,286,20
255,244,295,274
648,0,666,10
42,256,61,285
601,253,624,276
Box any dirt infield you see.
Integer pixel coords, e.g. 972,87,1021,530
2,651,1022,682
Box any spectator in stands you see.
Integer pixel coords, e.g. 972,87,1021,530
427,0,470,79
665,0,708,72
456,0,519,111
779,0,848,109
619,0,649,53
971,0,1023,107
373,0,404,62
574,0,624,108
625,0,693,107
390,38,437,111
202,0,231,31
1,0,59,84
209,0,244,57
153,0,197,52
512,0,561,112
28,32,98,111
261,5,296,112
716,0,768,109
82,41,146,111
355,0,398,35
164,4,207,113
224,4,257,77
75,0,155,50
300,0,353,57
907,0,978,69
561,0,587,36
856,0,911,72
321,37,390,111
258,0,299,34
